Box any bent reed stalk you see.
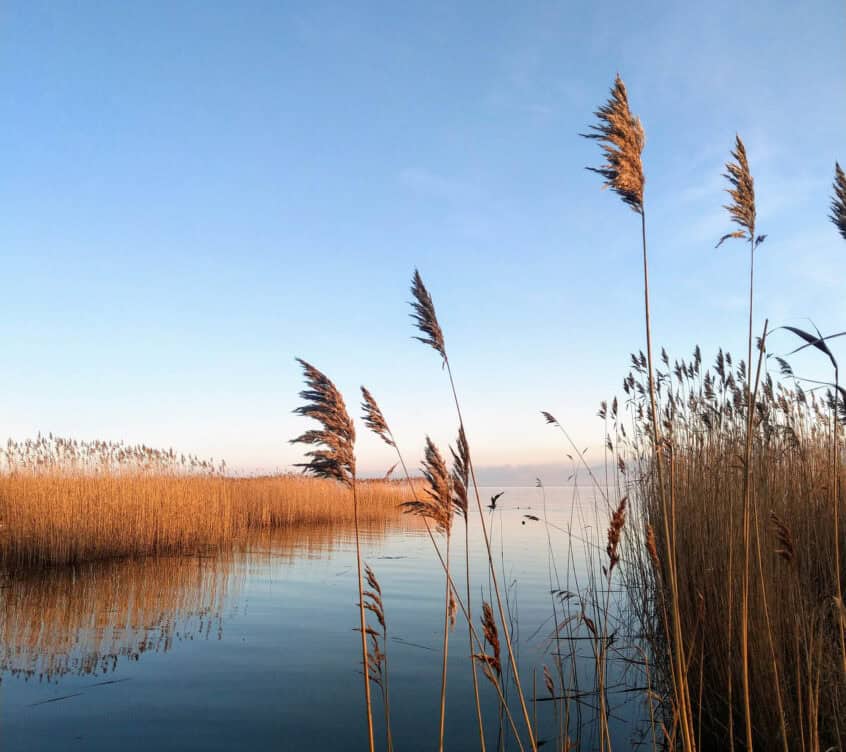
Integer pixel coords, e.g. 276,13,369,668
290,358,375,752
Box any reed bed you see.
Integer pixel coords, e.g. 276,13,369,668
575,76,846,751
614,348,846,750
0,436,406,571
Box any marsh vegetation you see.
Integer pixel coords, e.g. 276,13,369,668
1,75,844,752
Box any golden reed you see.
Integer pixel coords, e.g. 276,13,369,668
0,466,406,571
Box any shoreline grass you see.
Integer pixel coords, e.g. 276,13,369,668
618,343,846,750
0,457,407,572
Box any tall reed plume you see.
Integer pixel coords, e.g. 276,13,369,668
717,136,775,751
831,162,846,241
831,163,846,677
584,75,695,749
582,74,645,214
291,358,374,752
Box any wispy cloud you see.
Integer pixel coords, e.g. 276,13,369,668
398,167,481,204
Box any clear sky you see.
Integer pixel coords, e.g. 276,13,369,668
2,1,845,478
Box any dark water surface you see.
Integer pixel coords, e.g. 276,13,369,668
0,487,647,751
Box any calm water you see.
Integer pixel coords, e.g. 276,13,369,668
0,487,648,750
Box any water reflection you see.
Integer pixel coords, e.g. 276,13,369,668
0,555,238,681
0,521,415,683
0,492,647,752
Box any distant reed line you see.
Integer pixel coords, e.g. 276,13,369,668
0,463,407,571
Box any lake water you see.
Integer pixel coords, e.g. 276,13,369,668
0,487,648,751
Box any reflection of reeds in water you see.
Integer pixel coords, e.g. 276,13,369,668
0,554,238,681
0,522,404,683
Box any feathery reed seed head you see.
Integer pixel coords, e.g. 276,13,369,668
290,359,356,487
401,437,453,534
450,426,470,520
717,135,757,248
583,74,646,214
360,387,395,448
363,565,386,630
769,512,795,565
409,269,446,360
473,601,502,683
645,522,660,570
606,496,628,573
831,162,846,241
448,589,457,630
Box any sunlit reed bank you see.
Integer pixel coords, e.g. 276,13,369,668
0,436,407,571
614,347,846,750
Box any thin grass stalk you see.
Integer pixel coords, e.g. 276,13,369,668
400,436,454,751
364,563,393,752
405,463,487,749
445,361,538,751
832,163,846,677
292,360,374,752
360,387,487,749
642,212,695,750
352,479,376,752
409,270,536,750
465,515,486,750
727,473,736,751
718,136,758,751
835,363,846,678
747,322,789,751
384,618,394,752
582,76,695,748
739,257,756,752
439,534,452,752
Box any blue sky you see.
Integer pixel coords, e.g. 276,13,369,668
2,1,844,477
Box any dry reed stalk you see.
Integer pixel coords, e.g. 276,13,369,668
360,388,488,752
621,338,846,748
410,269,537,751
450,425,487,749
749,331,790,752
714,134,761,752
830,163,846,677
291,358,374,752
597,497,628,752
718,137,764,751
584,75,695,750
363,564,393,752
402,437,454,752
